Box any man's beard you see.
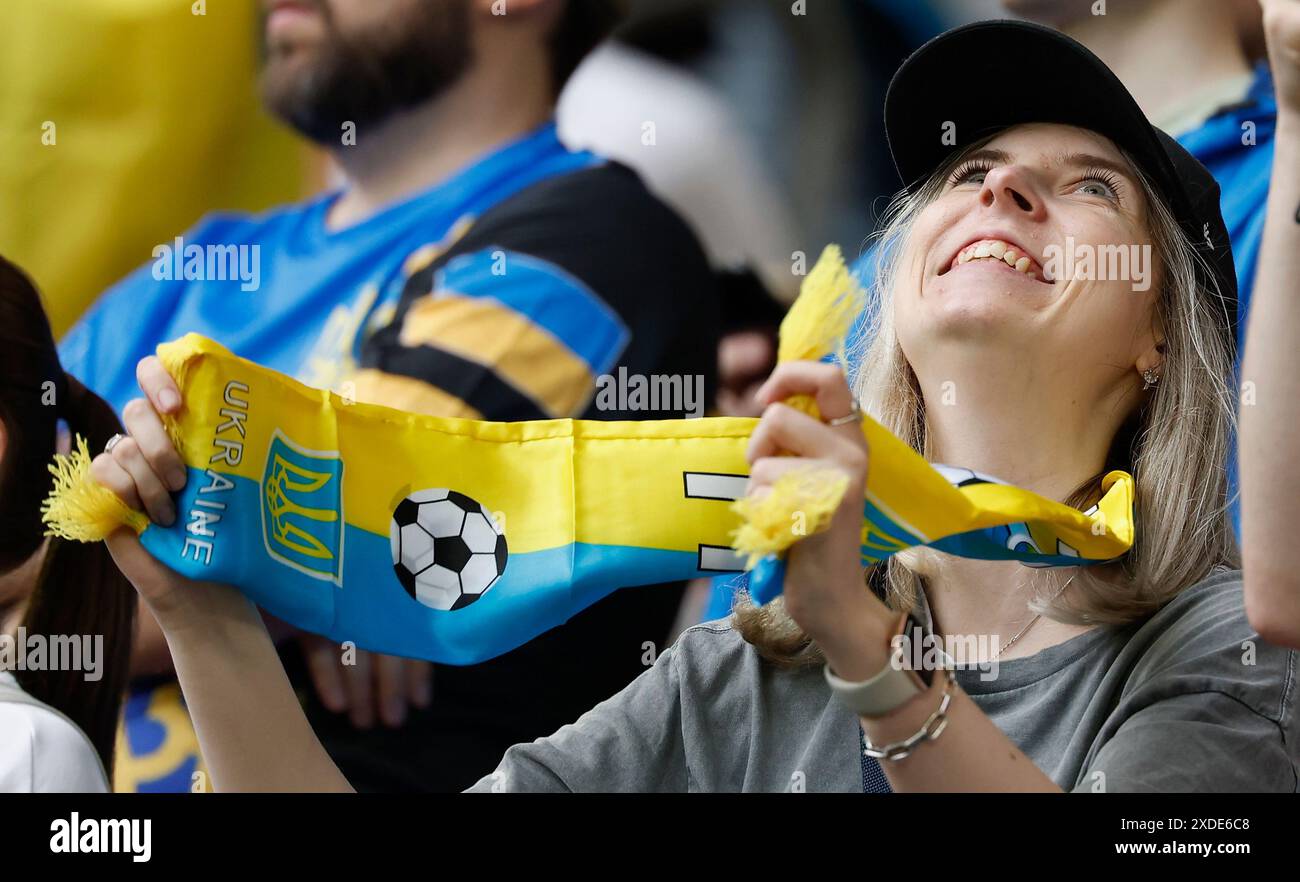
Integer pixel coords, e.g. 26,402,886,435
259,0,473,146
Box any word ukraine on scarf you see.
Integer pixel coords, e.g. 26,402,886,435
43,247,1134,664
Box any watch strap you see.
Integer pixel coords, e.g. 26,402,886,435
824,655,924,717
824,609,930,717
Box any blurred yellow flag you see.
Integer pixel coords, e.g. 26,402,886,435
0,0,309,335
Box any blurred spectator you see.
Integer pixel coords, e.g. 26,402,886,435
60,0,717,793
559,29,797,425
0,257,135,791
0,0,309,337
559,39,801,301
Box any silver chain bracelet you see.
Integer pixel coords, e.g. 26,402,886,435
861,670,955,762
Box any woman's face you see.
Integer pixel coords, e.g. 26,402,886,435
894,123,1162,398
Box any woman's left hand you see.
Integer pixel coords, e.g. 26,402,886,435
746,361,897,679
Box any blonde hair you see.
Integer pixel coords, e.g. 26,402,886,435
735,138,1240,668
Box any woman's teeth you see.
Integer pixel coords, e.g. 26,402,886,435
956,240,1036,277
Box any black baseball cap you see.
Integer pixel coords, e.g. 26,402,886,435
884,20,1237,344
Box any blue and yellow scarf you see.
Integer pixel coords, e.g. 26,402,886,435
44,248,1133,664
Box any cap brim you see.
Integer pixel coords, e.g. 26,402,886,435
885,20,1181,206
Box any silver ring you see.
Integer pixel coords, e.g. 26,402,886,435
104,433,126,454
826,402,862,427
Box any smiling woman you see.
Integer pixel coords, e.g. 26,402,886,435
829,122,1238,636
723,22,1271,793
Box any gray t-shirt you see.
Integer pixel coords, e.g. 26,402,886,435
468,569,1298,792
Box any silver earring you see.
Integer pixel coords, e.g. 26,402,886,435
1142,368,1160,390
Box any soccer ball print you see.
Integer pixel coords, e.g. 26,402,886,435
390,489,508,610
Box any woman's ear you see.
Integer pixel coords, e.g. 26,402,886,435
1134,307,1166,378
1135,335,1165,387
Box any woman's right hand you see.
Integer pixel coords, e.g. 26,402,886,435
103,529,254,632
92,356,251,626
89,359,353,792
91,356,186,528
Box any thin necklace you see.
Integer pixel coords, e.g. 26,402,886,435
992,575,1076,661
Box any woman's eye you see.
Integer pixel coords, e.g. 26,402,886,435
951,168,989,186
1075,179,1118,200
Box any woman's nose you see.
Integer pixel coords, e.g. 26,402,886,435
979,166,1044,219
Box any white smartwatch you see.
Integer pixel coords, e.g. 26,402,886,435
823,610,931,717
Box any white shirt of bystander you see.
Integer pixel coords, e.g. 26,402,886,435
0,670,108,792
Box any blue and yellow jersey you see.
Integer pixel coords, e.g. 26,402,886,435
358,159,719,423
59,122,609,414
